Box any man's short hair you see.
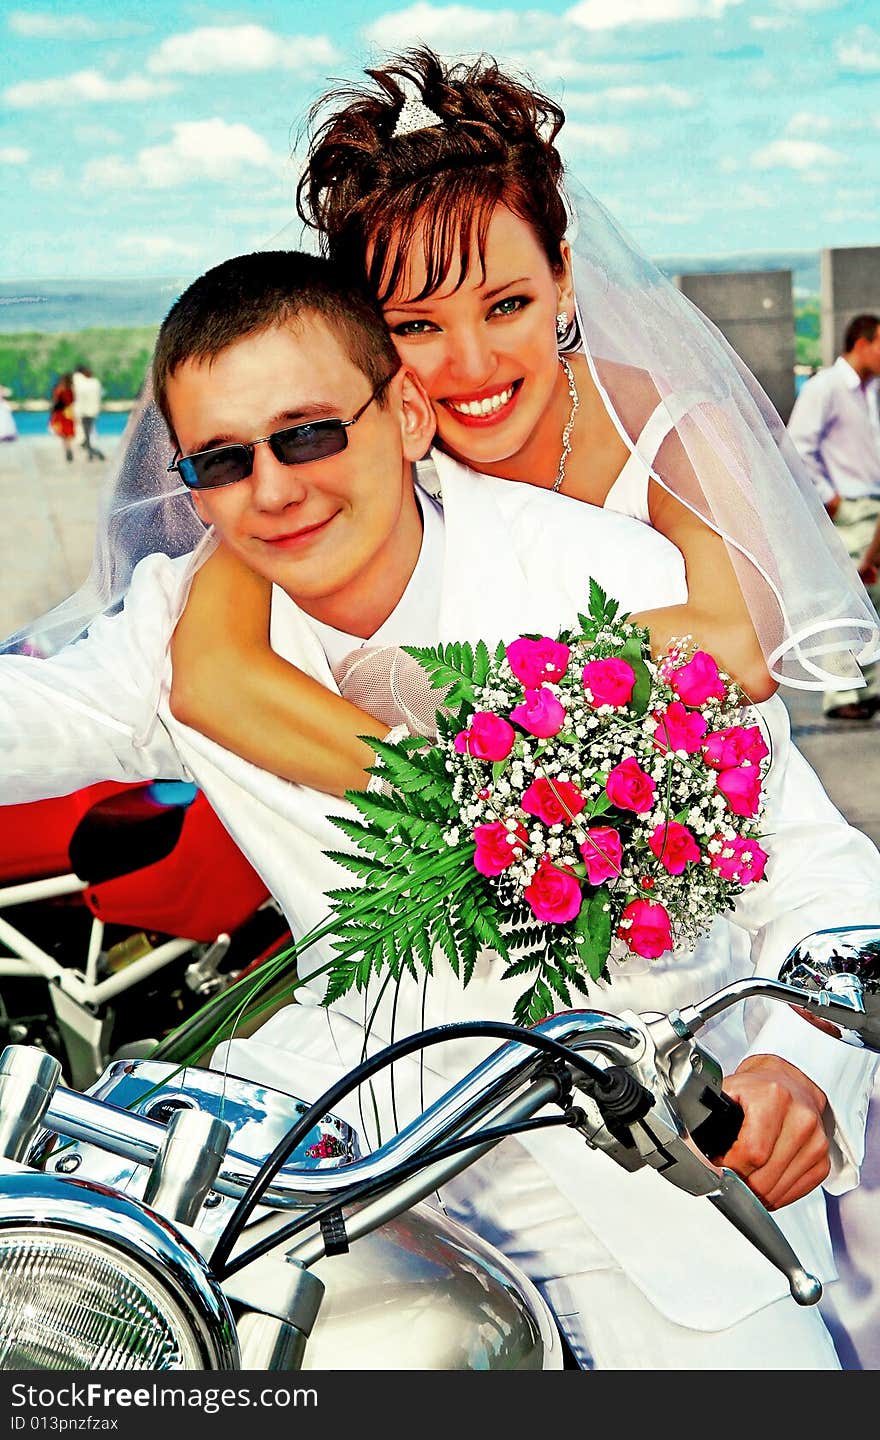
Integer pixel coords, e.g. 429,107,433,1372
843,313,880,354
152,250,399,433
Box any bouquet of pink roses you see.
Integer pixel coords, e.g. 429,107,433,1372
315,581,770,1025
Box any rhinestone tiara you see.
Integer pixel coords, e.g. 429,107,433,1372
391,85,443,140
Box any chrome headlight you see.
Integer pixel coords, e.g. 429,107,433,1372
0,1173,238,1371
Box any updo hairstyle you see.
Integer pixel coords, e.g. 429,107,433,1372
296,47,569,303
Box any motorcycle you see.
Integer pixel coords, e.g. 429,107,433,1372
0,924,878,1371
0,781,292,1087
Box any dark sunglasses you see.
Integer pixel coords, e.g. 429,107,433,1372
167,370,398,491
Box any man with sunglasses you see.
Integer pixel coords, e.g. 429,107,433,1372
0,249,878,1371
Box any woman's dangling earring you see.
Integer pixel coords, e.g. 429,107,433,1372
556,311,569,344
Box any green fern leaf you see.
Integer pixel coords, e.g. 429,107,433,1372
543,964,573,1008
589,577,608,624
473,638,491,687
501,953,541,981
429,908,462,979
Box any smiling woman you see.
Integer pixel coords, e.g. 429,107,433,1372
380,206,577,485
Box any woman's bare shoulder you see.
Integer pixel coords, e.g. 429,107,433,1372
586,356,662,422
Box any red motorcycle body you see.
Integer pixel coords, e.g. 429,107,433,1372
1,781,270,939
0,780,289,1078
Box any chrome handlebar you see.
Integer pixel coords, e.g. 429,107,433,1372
37,1009,646,1209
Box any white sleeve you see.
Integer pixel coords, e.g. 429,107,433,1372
0,555,188,803
787,379,837,504
729,698,880,1190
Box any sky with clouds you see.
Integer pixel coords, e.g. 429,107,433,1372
1,0,879,279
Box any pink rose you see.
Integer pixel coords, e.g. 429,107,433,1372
581,657,637,709
703,724,769,771
473,821,528,877
716,764,763,818
524,857,583,924
506,637,570,687
652,701,708,755
619,898,673,958
454,711,515,761
521,777,586,826
579,826,623,885
669,651,727,706
509,687,566,738
605,756,656,814
648,820,701,875
710,834,769,886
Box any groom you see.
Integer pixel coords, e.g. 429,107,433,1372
1,250,878,1369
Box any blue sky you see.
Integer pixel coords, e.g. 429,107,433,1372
1,0,878,279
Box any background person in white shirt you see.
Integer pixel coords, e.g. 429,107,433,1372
72,364,105,462
788,315,880,720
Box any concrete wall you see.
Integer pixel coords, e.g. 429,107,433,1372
674,270,795,422
821,246,880,365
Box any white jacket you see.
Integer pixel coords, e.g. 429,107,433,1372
1,450,878,1327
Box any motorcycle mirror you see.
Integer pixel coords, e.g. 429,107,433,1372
779,925,880,1052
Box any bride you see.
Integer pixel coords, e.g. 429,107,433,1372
162,47,879,794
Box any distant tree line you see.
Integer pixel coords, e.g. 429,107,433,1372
0,303,822,404
0,326,157,403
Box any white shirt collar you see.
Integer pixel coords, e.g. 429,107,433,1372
835,355,867,391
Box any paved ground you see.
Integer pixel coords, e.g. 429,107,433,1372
2,433,878,846
0,435,113,641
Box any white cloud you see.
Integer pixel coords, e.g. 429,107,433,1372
567,83,693,109
74,124,124,147
368,0,743,46
365,3,548,49
518,52,636,87
787,0,845,10
752,139,844,170
561,122,631,155
221,205,298,230
148,25,337,75
835,26,880,74
117,235,203,262
640,205,704,226
4,70,174,108
84,119,281,191
749,15,792,30
786,113,832,136
0,145,29,164
567,0,744,30
523,53,632,86
731,182,773,210
32,167,64,190
7,11,147,39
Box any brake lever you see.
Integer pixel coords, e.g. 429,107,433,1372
708,1171,822,1305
